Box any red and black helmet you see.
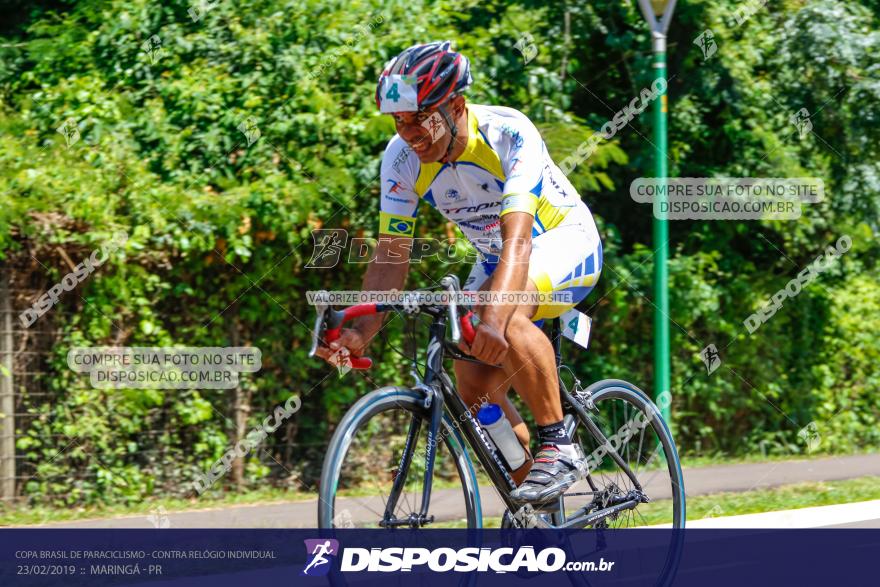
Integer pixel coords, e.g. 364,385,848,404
375,41,472,113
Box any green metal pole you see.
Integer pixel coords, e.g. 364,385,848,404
651,31,671,425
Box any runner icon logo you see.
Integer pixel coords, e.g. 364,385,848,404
302,538,340,576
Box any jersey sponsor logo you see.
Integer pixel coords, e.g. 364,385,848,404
391,147,411,173
500,123,524,149
456,218,501,232
440,201,500,215
444,188,463,202
546,164,568,196
509,158,522,173
384,195,416,205
386,179,403,194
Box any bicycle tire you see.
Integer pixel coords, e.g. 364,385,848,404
567,379,685,587
318,386,482,529
569,378,686,526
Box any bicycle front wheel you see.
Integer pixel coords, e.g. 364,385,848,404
318,386,481,529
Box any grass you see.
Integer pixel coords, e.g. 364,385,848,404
5,462,880,528
0,474,486,526
437,475,880,528
680,447,880,469
0,485,316,527
679,475,880,521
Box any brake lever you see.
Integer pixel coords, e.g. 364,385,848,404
308,293,373,370
440,276,462,344
440,275,478,346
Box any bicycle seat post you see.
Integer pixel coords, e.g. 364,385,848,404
550,317,563,368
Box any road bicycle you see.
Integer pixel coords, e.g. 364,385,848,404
310,275,685,532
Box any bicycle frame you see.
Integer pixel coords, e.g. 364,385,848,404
391,312,646,528
310,278,648,528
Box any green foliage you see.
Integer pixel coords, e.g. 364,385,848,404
0,0,878,506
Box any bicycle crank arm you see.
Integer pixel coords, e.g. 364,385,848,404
558,499,641,529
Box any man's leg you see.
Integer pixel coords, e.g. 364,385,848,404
454,360,533,484
458,263,532,448
456,273,574,494
454,361,529,443
501,304,562,427
502,279,586,504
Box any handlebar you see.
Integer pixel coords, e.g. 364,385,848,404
308,276,479,370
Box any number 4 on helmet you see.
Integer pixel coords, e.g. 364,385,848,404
379,74,418,113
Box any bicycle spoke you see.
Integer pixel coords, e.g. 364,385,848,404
635,415,647,475
568,385,681,531
326,398,472,529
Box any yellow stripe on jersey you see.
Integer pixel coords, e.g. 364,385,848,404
458,111,505,178
379,211,417,237
535,196,571,231
414,161,443,197
414,110,506,197
556,273,599,290
500,192,538,217
528,270,560,321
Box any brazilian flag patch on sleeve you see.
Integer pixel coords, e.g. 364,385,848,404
379,212,416,237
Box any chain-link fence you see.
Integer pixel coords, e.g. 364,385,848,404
0,271,64,503
0,266,328,506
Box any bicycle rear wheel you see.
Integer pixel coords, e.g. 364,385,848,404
563,379,685,528
318,386,481,528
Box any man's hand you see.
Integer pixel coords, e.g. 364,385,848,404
460,322,509,365
315,328,368,368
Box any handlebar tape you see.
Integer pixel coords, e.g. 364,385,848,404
460,311,479,345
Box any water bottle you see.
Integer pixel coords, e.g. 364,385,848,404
477,403,526,470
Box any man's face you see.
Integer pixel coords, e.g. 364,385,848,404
391,108,450,163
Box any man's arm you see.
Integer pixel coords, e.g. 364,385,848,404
318,134,419,363
351,237,412,343
463,212,532,365
314,237,411,364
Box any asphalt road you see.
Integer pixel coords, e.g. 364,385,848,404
16,453,880,529
827,520,880,528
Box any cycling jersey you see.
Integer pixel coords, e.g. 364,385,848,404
378,104,596,260
465,215,603,320
378,104,603,319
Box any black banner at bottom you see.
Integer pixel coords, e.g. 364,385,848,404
1,529,876,586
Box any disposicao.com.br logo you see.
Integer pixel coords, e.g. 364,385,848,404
301,540,616,574
302,539,339,576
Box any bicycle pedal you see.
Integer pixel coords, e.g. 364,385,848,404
511,504,554,528
511,504,539,528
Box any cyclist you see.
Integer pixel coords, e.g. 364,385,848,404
315,41,603,504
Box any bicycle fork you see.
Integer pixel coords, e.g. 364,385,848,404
380,382,443,528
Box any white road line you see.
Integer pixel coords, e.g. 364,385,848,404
682,499,880,528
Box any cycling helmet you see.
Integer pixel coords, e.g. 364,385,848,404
375,41,472,113
376,41,472,161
